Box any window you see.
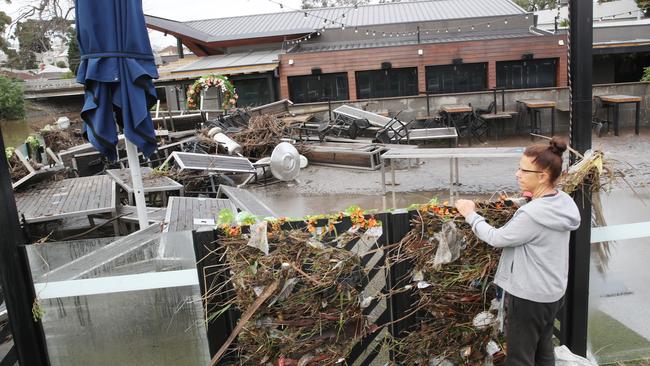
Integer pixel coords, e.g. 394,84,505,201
496,58,558,89
231,77,274,107
355,67,418,99
288,73,349,104
426,63,487,94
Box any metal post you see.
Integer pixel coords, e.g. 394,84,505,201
416,26,421,44
565,0,593,357
0,126,50,366
176,37,184,59
125,139,149,228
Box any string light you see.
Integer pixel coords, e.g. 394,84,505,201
279,0,643,49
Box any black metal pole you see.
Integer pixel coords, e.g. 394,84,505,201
0,126,51,365
565,0,593,357
177,37,184,59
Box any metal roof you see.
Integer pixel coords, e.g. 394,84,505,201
171,50,284,75
536,0,642,26
293,28,541,53
147,0,526,43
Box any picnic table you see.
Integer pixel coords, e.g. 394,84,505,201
380,147,524,200
106,167,184,206
595,95,642,136
440,105,474,146
517,99,556,139
15,175,117,227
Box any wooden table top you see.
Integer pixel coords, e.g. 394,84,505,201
518,99,556,108
106,167,183,194
441,105,473,113
15,175,116,223
596,95,642,103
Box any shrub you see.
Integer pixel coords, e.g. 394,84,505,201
0,76,25,120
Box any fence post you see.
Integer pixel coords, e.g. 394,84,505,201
564,0,593,356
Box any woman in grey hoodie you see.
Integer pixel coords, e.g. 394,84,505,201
455,137,581,366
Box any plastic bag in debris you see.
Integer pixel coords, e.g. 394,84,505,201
554,346,597,366
433,221,462,269
247,221,269,255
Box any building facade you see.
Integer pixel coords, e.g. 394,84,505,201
146,0,568,108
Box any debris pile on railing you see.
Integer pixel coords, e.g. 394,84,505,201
208,212,382,365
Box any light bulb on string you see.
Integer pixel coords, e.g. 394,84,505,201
354,27,358,33
487,23,491,28
365,30,369,35
504,19,508,24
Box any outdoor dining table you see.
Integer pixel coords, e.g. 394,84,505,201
517,99,556,139
595,95,642,136
106,167,184,206
380,147,525,201
440,104,474,146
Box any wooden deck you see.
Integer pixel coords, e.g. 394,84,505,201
15,175,117,224
164,196,237,232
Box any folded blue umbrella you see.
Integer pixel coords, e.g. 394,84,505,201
75,0,158,161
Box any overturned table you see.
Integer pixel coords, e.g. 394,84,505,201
15,175,117,226
380,147,525,198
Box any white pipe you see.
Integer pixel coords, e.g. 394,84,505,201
155,100,160,118
125,139,149,228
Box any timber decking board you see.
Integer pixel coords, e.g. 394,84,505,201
164,196,237,232
118,205,167,224
15,175,116,224
171,152,255,174
217,185,277,218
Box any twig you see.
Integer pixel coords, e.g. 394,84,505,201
209,279,280,366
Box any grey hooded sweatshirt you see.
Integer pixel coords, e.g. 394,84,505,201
465,190,581,303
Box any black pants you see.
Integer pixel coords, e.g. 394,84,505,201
505,293,564,366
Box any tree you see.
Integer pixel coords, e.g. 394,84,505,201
513,0,557,11
642,66,650,82
3,0,74,69
0,76,25,120
66,27,80,75
0,11,13,65
637,0,650,16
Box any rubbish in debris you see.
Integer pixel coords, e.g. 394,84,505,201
269,142,301,181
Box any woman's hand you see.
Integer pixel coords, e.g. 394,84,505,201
454,199,476,218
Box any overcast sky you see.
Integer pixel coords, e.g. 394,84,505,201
1,0,303,49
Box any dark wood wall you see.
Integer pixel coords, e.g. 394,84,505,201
278,34,568,100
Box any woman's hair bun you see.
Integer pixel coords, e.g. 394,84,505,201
549,136,567,156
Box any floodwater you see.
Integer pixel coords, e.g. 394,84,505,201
0,119,31,148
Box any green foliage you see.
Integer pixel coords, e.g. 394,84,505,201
637,0,650,16
0,76,25,120
55,60,66,68
513,0,557,11
0,11,11,51
5,147,15,160
560,18,569,27
66,28,80,75
642,66,650,82
217,208,235,226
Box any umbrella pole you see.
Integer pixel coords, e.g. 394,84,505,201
125,139,149,228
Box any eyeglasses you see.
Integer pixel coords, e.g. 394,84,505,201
518,167,544,174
